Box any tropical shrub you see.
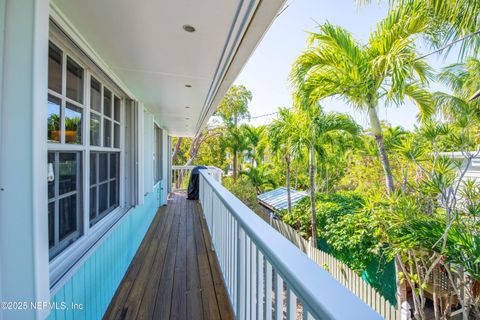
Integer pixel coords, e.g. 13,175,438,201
222,176,264,216
279,191,383,271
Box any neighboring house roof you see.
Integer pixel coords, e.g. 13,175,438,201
257,187,307,212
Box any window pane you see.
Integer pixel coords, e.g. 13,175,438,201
48,95,61,143
114,96,120,121
104,119,112,147
114,123,120,148
90,77,101,112
48,202,55,248
90,113,101,146
59,153,78,195
110,153,118,179
65,103,83,144
109,180,118,207
99,153,108,182
104,88,112,118
90,153,97,185
89,186,97,221
99,183,108,214
59,194,78,241
66,57,83,103
48,152,55,199
48,43,62,93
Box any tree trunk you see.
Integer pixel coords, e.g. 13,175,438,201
233,151,237,181
233,111,238,181
171,137,183,164
286,155,292,214
294,164,299,190
368,107,395,194
309,144,317,246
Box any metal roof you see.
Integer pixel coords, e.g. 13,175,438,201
257,187,307,211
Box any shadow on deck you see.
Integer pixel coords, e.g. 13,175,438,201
104,192,234,320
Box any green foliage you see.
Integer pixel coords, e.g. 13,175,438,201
364,0,480,58
290,10,432,119
215,85,252,127
279,192,382,271
222,176,264,216
240,164,277,193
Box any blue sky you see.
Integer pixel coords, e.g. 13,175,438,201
234,0,460,130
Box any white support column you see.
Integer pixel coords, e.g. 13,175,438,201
167,135,172,194
0,0,50,319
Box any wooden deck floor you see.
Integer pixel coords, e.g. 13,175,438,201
104,192,234,320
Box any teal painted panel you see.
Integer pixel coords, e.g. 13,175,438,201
49,186,160,320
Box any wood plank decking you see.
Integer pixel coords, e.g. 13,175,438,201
104,192,234,320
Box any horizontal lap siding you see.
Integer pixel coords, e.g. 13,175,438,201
48,185,160,320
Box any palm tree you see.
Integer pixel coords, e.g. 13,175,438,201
293,104,361,245
240,164,277,193
291,7,433,194
243,125,266,167
359,0,480,57
269,108,299,213
435,58,480,122
220,125,249,180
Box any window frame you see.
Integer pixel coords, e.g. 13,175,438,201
48,27,129,289
48,151,83,259
89,151,120,227
154,124,163,184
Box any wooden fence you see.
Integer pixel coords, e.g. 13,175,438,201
270,217,401,320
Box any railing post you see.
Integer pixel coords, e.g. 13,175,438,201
211,189,215,251
237,227,245,319
274,270,283,320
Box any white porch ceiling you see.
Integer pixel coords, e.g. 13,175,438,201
51,0,285,136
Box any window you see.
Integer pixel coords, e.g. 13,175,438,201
47,95,61,143
89,77,121,148
47,39,123,259
89,152,119,226
154,125,162,183
47,151,82,259
66,57,83,103
48,42,62,94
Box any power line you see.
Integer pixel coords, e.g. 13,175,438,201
416,31,480,60
249,111,283,119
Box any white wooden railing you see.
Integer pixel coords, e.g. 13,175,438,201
172,165,222,191
199,170,382,320
271,219,401,320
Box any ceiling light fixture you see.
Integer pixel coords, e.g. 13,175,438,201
183,25,196,33
185,84,192,88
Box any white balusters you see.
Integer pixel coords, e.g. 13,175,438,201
198,170,383,320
